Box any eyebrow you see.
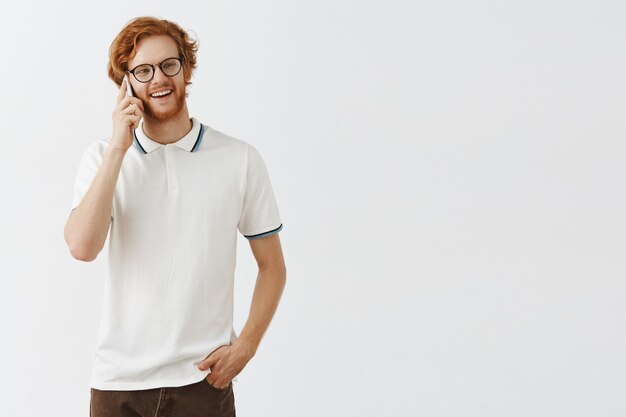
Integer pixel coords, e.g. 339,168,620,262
131,56,179,67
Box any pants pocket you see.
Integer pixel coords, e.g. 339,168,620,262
203,377,231,392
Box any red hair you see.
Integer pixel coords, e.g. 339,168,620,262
108,16,199,96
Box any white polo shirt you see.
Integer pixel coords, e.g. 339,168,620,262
69,116,283,390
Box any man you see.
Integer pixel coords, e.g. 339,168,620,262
64,17,286,417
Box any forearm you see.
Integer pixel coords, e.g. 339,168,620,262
64,145,126,261
238,265,287,354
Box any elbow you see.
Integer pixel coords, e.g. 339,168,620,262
70,248,98,262
68,242,99,262
65,229,100,262
64,217,101,262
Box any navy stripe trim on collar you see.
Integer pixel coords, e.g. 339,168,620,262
191,123,206,152
133,129,147,154
244,224,283,240
133,123,205,153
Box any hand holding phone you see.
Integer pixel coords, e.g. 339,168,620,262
111,74,144,152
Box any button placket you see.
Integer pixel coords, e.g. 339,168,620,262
164,145,178,194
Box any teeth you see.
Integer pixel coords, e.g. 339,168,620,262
151,90,172,97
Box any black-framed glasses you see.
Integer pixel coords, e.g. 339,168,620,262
127,56,184,83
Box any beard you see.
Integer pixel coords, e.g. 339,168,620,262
143,85,186,121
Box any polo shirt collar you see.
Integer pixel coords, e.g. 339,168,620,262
133,116,205,154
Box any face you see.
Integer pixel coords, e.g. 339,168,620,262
126,35,187,122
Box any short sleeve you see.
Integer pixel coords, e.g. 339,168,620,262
69,142,113,219
237,144,283,239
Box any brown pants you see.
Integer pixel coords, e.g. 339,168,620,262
90,378,235,417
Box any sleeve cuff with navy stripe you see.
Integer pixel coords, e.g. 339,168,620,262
244,224,283,240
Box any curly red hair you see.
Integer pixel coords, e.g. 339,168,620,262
108,16,199,97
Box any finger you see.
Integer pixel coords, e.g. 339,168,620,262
211,378,231,390
133,99,145,112
116,78,127,105
198,356,219,371
210,380,227,390
117,96,132,112
122,102,134,114
123,103,141,115
206,373,227,388
128,114,141,128
121,97,144,113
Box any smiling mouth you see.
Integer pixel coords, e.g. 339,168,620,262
150,90,173,99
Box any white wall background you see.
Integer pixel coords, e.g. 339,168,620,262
1,0,624,416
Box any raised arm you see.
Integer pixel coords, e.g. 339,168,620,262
64,78,144,262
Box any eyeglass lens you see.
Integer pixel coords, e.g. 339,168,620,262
134,58,181,82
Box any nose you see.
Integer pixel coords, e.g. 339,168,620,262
151,65,169,84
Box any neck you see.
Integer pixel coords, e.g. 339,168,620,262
141,104,192,144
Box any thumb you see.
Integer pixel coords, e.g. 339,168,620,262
198,354,219,371
117,77,127,104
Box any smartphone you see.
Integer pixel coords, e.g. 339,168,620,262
123,74,134,97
